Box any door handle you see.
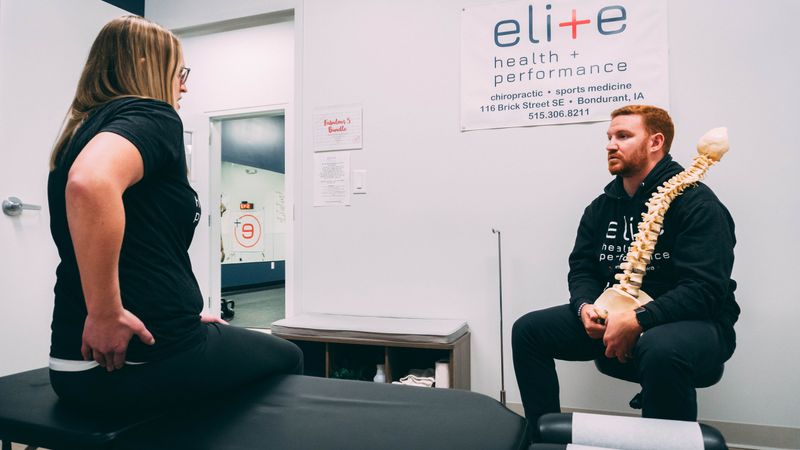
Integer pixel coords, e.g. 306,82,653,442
2,196,42,216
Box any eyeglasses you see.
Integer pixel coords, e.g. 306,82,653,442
179,66,191,84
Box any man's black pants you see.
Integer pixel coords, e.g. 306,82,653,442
512,304,734,432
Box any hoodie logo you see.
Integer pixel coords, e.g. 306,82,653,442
623,215,635,241
601,214,668,265
605,216,635,241
605,221,618,239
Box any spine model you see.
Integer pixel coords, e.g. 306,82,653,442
594,127,729,317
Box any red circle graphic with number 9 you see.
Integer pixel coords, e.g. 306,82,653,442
234,214,263,248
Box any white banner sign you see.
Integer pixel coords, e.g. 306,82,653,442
461,0,668,130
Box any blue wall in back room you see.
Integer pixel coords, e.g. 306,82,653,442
101,0,144,16
221,115,285,174
222,261,285,292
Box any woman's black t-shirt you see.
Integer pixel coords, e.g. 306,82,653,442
48,97,204,362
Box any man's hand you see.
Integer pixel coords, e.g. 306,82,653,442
81,308,155,372
602,309,642,363
580,304,607,339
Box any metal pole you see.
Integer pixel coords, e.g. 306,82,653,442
492,228,506,406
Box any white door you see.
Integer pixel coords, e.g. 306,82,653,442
0,0,125,376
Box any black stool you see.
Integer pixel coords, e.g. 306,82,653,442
594,358,724,409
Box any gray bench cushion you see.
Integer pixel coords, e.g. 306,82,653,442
272,313,469,344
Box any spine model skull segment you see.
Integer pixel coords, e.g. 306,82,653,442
593,127,729,320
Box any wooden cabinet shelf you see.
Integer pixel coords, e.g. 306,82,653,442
272,331,470,390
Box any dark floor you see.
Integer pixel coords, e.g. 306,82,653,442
221,286,284,329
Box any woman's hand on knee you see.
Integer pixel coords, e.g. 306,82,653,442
81,308,155,372
200,313,228,325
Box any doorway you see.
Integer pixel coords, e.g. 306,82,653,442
210,109,288,329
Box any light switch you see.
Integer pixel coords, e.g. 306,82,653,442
353,169,367,194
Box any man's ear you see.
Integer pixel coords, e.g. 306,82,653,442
649,133,665,154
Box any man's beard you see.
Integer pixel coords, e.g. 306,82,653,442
608,146,648,176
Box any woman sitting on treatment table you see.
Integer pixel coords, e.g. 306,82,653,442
47,15,302,409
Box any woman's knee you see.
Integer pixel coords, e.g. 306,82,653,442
208,325,303,374
256,334,304,374
281,338,304,374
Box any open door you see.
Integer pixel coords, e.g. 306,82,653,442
218,112,287,328
209,107,290,329
0,0,126,375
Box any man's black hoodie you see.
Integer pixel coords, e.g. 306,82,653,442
567,154,739,344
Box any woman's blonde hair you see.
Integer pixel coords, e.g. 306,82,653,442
50,15,183,169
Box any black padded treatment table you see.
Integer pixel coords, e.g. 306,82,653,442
0,368,161,450
0,368,527,450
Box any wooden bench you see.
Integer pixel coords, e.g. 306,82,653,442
272,313,471,388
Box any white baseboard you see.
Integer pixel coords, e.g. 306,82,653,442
504,402,800,450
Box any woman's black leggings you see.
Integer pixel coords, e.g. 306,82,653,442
49,323,303,411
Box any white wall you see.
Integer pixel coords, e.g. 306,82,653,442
297,0,800,429
169,20,294,313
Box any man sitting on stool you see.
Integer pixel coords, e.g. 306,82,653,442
511,105,739,442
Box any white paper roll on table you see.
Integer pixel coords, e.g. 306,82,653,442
572,413,704,450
